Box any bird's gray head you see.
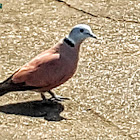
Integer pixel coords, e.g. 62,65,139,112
67,24,97,46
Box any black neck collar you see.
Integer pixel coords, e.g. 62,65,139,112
64,37,75,47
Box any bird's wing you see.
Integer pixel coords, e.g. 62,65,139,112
12,50,61,86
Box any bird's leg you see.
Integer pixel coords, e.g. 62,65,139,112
48,90,70,102
41,93,47,101
40,93,49,103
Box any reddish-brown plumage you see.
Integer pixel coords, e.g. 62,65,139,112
12,41,80,92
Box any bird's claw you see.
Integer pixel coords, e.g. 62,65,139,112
49,96,70,102
41,93,70,103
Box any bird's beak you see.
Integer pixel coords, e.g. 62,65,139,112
90,32,97,39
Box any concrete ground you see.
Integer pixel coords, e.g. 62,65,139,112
0,0,139,139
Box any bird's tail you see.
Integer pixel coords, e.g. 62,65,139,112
0,82,11,96
0,75,39,96
0,75,14,96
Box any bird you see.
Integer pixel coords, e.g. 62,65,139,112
0,24,97,102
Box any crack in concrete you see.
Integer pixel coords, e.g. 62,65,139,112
56,0,140,24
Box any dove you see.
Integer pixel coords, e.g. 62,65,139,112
0,24,96,101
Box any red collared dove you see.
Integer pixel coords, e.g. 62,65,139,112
0,24,96,101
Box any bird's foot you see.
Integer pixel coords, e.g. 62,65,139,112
48,90,70,102
49,95,70,102
41,93,69,103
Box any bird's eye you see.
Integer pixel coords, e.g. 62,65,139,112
80,29,84,33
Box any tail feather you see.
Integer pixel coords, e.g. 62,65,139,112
0,75,40,96
0,74,14,96
0,82,13,96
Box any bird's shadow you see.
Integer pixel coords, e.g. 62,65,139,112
0,98,65,121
